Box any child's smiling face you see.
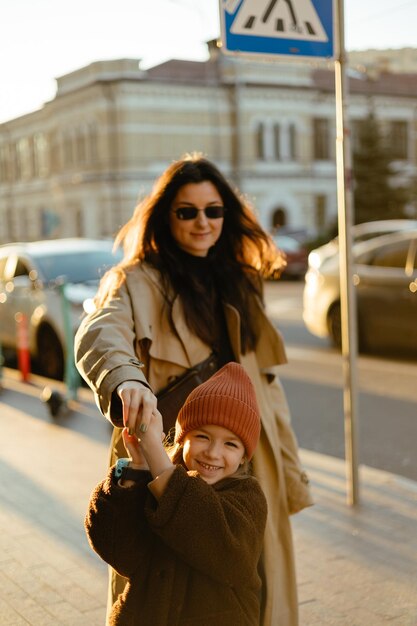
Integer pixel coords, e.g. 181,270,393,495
182,424,245,485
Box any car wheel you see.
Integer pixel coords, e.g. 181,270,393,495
328,303,366,352
327,303,342,349
37,325,65,381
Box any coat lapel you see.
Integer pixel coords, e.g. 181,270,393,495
171,297,211,366
224,300,287,368
253,298,288,367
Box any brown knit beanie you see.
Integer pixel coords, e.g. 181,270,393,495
175,362,261,460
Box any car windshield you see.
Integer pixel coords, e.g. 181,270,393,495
34,249,122,283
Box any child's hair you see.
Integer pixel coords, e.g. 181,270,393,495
172,362,261,461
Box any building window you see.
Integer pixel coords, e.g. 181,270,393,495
313,118,331,160
389,121,408,160
41,208,61,238
12,143,21,180
75,207,84,236
288,123,297,160
0,144,10,182
17,138,32,180
315,194,327,230
272,207,287,230
88,123,98,164
273,124,281,160
49,131,61,173
33,133,49,177
64,131,75,167
76,128,87,163
256,122,266,160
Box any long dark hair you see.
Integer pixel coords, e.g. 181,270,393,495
96,153,285,352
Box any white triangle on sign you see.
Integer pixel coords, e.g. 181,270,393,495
230,0,328,42
224,0,243,13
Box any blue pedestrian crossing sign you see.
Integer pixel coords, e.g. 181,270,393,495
219,0,336,60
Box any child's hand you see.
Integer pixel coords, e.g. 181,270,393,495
136,409,165,447
121,428,149,469
135,410,172,479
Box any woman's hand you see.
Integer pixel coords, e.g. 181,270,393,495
116,381,158,437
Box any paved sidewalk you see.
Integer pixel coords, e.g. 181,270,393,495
293,451,417,625
0,369,416,625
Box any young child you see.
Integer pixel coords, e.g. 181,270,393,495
85,362,267,626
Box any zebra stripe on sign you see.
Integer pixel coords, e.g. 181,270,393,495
230,0,328,42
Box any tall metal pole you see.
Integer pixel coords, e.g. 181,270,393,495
231,63,243,189
334,0,360,505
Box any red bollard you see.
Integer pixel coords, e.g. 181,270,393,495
15,312,31,382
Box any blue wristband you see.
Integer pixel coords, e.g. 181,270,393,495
114,458,130,479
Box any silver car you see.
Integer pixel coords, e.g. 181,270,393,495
0,238,122,379
308,219,417,272
303,229,417,355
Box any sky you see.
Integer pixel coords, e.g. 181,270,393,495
1,0,416,123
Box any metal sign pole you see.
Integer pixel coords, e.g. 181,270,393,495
334,0,360,505
219,0,359,504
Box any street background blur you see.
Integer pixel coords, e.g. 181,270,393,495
1,0,417,623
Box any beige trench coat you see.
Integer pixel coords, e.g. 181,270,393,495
75,263,306,626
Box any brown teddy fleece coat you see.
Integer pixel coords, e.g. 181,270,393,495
85,465,267,626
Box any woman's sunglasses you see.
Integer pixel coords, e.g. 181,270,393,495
172,206,226,221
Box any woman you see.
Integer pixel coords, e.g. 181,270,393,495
75,153,312,626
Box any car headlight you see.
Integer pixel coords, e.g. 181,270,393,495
305,268,325,291
308,251,323,271
83,298,96,315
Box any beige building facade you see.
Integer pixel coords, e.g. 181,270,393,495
1,44,416,244
349,47,417,75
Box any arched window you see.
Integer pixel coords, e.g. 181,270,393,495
272,207,287,230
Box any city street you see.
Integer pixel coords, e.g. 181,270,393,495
1,279,417,624
264,280,417,481
1,365,417,625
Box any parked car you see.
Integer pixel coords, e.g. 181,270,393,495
273,234,309,279
303,230,417,355
308,219,417,272
0,238,122,379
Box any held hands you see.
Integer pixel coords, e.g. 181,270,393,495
121,428,148,469
117,380,159,470
117,381,172,478
117,381,158,437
